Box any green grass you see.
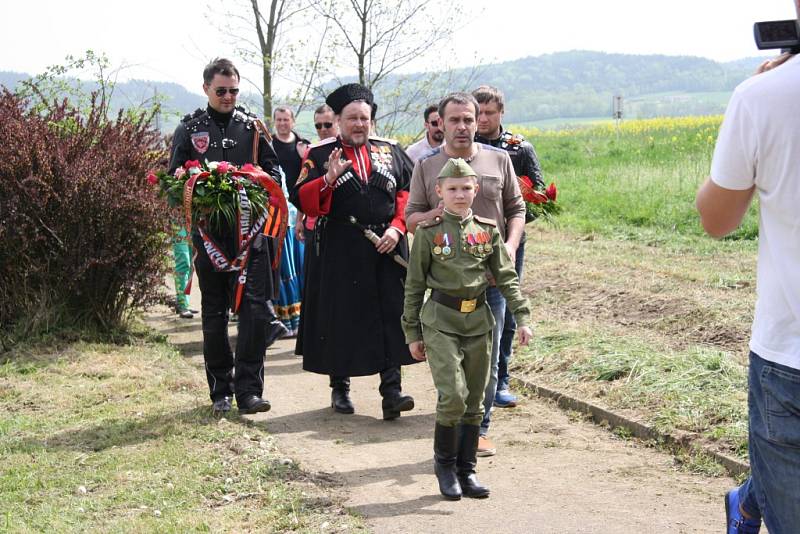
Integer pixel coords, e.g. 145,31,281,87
0,337,363,533
517,320,748,460
503,116,760,465
519,116,758,241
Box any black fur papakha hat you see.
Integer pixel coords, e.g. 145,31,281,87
326,83,374,115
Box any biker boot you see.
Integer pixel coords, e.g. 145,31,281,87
379,367,414,420
330,375,354,414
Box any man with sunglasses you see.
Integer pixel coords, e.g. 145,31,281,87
169,57,282,416
406,104,445,163
313,104,339,141
296,105,342,246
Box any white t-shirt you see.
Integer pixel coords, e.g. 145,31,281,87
711,55,800,369
405,136,444,163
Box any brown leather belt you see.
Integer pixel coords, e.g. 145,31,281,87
430,289,486,313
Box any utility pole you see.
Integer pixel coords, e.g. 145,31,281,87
153,86,161,133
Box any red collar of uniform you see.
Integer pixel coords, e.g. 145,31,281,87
340,139,372,180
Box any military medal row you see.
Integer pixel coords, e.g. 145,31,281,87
432,230,493,257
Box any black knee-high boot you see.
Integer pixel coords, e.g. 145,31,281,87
457,424,490,498
434,423,462,500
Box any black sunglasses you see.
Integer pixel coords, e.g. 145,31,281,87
214,87,240,96
428,119,439,127
315,122,334,130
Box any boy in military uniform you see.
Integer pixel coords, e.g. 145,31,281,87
402,158,533,500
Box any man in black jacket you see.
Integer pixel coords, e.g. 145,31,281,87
290,83,417,420
169,57,282,415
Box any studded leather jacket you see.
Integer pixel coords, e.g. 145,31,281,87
475,127,544,189
168,105,280,184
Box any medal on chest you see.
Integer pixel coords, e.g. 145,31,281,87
464,229,492,256
432,232,453,257
371,145,394,167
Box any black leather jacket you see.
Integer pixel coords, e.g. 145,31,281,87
475,126,544,189
168,105,280,184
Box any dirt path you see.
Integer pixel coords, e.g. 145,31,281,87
155,297,737,533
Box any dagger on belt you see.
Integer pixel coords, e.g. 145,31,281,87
348,216,408,269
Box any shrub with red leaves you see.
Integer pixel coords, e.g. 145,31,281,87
0,90,170,342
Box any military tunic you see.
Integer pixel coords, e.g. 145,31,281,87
290,135,418,376
402,210,531,426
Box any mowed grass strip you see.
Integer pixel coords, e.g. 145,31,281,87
505,117,759,464
0,336,363,533
515,320,748,461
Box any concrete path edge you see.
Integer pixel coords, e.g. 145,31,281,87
511,375,750,478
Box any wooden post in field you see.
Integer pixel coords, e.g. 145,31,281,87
612,95,623,135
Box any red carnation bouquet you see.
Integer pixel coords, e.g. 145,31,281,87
518,176,561,222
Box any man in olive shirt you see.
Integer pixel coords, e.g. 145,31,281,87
406,92,525,456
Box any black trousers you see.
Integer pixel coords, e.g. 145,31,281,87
193,233,272,403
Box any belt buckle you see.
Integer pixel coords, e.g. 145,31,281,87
460,298,477,313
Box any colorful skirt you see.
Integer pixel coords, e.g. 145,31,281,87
276,229,304,334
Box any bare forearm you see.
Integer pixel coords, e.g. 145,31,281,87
696,178,755,238
505,217,525,250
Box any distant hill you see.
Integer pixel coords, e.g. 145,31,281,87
1,50,767,132
0,72,208,133
423,50,764,124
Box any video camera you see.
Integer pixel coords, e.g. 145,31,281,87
754,19,800,53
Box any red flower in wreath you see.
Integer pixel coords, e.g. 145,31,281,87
545,182,557,201
518,175,549,204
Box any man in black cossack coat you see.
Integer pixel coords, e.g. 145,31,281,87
290,83,418,420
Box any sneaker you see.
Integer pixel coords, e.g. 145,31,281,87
725,489,761,534
177,308,194,319
477,435,496,457
494,389,517,408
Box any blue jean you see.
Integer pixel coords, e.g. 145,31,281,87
480,286,506,435
736,351,800,533
498,234,526,391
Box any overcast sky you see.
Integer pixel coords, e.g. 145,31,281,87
3,0,794,96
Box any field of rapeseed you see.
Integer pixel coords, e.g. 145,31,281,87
514,116,759,241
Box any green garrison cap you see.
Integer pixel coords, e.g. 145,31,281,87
437,158,478,180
